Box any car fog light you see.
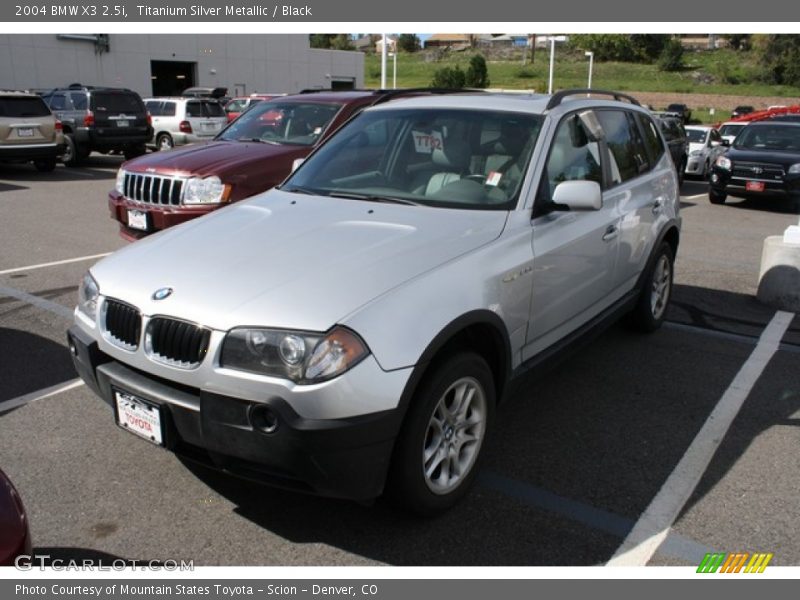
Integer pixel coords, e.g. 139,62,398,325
250,404,279,434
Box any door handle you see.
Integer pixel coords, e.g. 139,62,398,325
602,225,619,242
652,199,663,214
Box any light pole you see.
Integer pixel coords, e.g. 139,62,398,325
585,51,594,92
380,34,387,89
388,51,397,89
547,36,566,95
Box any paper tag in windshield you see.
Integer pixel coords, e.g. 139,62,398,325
486,171,502,186
412,130,443,154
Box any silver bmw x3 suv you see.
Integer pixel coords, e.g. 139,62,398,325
69,89,680,514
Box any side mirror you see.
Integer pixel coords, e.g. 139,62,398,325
721,139,731,147
552,180,602,211
711,140,722,147
291,158,305,173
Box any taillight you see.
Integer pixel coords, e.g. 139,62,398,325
179,120,192,133
147,114,152,126
55,120,63,132
83,111,94,127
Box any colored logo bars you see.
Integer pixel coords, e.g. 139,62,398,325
697,552,773,573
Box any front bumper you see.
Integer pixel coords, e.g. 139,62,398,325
108,190,221,240
710,167,800,199
685,155,707,176
67,325,407,500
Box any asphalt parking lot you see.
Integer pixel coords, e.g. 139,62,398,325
1,157,798,567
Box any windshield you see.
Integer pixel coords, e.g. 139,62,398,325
685,129,707,144
734,124,800,151
719,124,745,138
283,108,544,211
217,100,342,146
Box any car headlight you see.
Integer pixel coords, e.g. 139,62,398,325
77,272,99,322
788,163,800,175
183,176,231,205
115,169,126,194
715,156,732,170
221,326,369,384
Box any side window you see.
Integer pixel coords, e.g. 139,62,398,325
70,93,87,110
595,110,649,184
49,94,67,111
639,114,665,164
162,102,176,117
145,100,161,116
545,113,602,196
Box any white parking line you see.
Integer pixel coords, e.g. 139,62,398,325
682,193,708,201
0,284,73,319
0,252,112,276
607,309,795,567
1,378,84,413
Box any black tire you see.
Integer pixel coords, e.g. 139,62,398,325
62,134,81,167
628,242,675,333
709,189,727,204
677,158,686,188
34,158,56,172
124,144,147,160
156,133,174,151
387,352,495,516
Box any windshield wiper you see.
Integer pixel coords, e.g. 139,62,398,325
327,191,421,206
238,137,280,145
282,186,319,195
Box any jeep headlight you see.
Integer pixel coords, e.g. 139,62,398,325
77,272,99,322
115,169,126,194
715,156,732,170
221,326,369,383
788,163,800,175
183,176,231,204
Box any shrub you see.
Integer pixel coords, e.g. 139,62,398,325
430,66,466,88
658,38,685,72
465,54,490,88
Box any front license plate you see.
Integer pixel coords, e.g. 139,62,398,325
127,209,148,231
114,389,164,445
746,181,765,192
17,128,34,137
116,120,130,128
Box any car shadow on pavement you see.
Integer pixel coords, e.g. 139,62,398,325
0,327,77,410
0,163,118,183
0,182,29,193
176,286,798,565
723,195,800,215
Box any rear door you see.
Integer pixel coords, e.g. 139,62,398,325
0,95,56,146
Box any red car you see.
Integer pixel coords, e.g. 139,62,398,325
0,468,32,566
223,94,283,122
109,89,434,241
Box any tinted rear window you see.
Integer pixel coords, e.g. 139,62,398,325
92,92,143,113
0,96,51,117
203,101,225,117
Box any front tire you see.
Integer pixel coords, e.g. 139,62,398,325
388,352,495,516
629,242,674,333
709,189,727,204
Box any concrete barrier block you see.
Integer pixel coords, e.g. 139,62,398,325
757,235,800,312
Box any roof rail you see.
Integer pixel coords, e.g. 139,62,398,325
371,87,485,105
546,89,641,110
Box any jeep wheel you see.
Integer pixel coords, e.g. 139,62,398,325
629,242,674,333
62,135,81,167
34,158,56,172
388,352,494,515
157,133,174,151
709,189,727,204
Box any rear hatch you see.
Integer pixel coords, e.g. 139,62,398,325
90,90,149,139
0,95,56,145
185,100,227,138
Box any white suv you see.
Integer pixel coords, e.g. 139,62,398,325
144,97,227,151
69,90,680,514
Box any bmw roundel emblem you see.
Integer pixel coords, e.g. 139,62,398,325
152,287,173,301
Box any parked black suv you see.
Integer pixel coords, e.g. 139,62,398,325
666,103,691,124
656,116,689,187
41,84,152,166
709,120,800,204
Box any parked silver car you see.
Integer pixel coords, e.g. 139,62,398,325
68,90,681,514
685,125,726,178
144,97,227,151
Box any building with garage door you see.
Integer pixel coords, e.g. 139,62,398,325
0,34,364,97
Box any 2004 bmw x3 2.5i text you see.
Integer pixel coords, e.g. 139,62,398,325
68,89,681,514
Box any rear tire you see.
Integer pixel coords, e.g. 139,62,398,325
709,189,727,204
628,242,674,333
34,158,56,172
62,134,81,167
387,352,495,516
156,133,174,151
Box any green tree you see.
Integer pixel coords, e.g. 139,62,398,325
309,34,335,49
397,34,421,53
465,54,490,88
658,38,685,72
724,34,752,51
430,66,466,88
331,34,354,51
758,35,800,85
570,34,668,63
